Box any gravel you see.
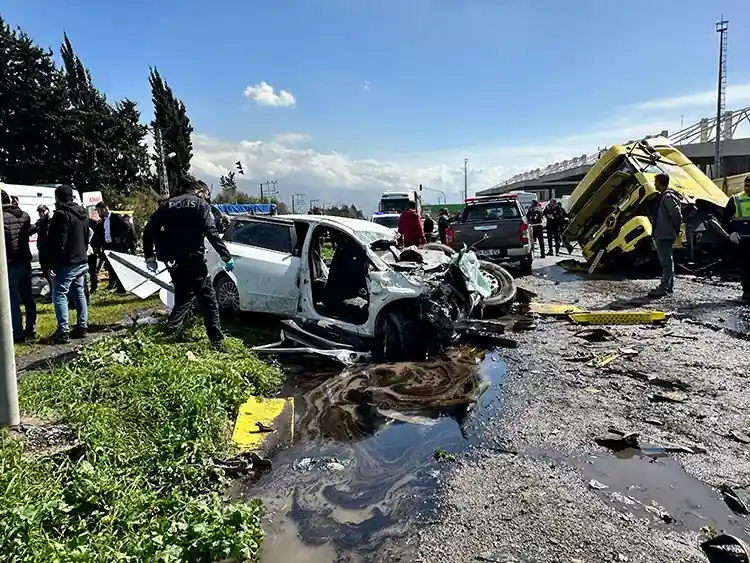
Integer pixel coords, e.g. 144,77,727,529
415,261,750,563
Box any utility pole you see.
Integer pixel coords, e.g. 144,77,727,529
259,180,278,203
0,211,20,427
463,158,469,201
715,16,729,179
291,193,305,214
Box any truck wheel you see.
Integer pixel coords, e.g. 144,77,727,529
214,275,239,311
479,261,517,307
376,309,425,362
421,242,456,256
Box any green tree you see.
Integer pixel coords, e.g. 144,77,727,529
59,34,149,197
0,16,69,184
149,67,193,195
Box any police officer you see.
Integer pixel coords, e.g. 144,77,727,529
143,175,235,349
725,175,750,302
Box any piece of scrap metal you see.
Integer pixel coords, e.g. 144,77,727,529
528,302,585,316
569,310,667,325
701,534,750,563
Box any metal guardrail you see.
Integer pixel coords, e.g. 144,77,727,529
488,106,750,191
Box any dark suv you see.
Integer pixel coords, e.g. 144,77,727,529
450,195,532,275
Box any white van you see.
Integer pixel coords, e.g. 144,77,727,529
1,183,103,271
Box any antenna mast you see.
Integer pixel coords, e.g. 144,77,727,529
715,16,729,179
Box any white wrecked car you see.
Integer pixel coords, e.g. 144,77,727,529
108,214,516,360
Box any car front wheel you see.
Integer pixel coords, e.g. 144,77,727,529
214,275,239,311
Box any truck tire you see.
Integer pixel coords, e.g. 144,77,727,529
421,242,456,256
479,261,517,307
376,309,425,362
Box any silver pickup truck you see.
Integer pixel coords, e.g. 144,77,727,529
450,195,533,275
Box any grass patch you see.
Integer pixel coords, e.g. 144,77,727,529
14,292,160,357
1,325,283,562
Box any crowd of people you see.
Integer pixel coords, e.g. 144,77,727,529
3,187,136,344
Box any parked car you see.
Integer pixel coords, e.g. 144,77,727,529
108,214,517,360
450,195,533,275
563,136,729,269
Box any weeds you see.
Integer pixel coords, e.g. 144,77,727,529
1,326,282,562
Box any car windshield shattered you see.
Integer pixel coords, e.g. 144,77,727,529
354,227,398,247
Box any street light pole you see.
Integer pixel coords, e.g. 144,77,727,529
463,158,469,201
0,210,20,427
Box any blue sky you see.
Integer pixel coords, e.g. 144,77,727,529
4,0,750,209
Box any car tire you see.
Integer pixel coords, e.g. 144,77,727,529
214,274,239,311
479,261,517,307
376,309,425,362
421,242,456,256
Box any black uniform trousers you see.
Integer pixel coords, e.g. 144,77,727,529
532,226,545,257
165,258,224,344
546,223,561,255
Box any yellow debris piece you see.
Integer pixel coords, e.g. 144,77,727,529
529,302,585,316
587,351,623,368
569,310,667,325
232,396,294,453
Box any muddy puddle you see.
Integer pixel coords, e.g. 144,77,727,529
250,349,507,563
581,447,747,536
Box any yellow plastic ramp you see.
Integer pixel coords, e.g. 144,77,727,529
569,310,667,325
232,396,294,454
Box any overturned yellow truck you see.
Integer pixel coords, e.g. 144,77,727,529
562,136,730,271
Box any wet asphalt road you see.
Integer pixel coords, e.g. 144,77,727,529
416,255,750,563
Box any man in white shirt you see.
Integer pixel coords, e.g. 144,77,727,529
94,202,135,293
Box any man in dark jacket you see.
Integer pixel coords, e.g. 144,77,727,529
526,201,545,258
397,201,426,247
543,199,566,256
47,185,91,343
87,217,103,294
2,190,37,341
648,173,683,298
143,176,233,349
437,208,450,244
94,202,135,293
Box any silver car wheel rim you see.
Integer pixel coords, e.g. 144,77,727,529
218,280,239,310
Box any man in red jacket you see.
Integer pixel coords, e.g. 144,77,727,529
398,201,426,247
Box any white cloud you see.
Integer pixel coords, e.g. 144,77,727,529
273,133,310,145
635,82,750,110
243,81,296,107
363,80,371,91
188,118,679,211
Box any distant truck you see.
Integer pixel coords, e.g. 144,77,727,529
378,189,422,215
450,194,533,275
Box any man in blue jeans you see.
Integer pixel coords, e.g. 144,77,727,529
47,185,91,343
649,173,683,298
2,190,37,341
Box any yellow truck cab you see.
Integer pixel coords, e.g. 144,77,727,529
563,137,728,267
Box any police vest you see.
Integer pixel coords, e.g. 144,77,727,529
731,192,750,237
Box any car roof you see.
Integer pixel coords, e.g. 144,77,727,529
230,213,395,236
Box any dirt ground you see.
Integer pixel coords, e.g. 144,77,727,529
416,257,750,563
